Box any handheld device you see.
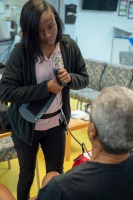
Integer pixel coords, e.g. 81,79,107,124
53,67,67,87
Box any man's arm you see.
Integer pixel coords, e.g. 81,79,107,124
36,179,64,200
29,172,60,200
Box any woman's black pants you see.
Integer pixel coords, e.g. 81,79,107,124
12,125,66,200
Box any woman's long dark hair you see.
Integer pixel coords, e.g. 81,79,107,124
20,0,64,62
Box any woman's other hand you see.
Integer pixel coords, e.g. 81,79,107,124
47,79,63,94
58,69,72,84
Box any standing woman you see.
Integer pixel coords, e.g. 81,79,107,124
0,0,89,200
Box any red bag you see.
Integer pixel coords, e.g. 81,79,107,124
72,150,92,168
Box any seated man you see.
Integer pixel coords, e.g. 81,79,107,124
1,86,133,200
36,86,133,200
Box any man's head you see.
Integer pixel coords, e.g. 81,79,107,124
88,86,133,154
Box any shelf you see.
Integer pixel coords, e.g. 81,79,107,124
114,26,133,34
114,26,133,38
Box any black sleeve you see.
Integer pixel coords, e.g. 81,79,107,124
61,37,89,90
0,44,49,103
69,41,89,90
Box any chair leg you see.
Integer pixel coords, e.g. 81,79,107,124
8,160,11,169
36,157,40,190
80,101,83,110
76,100,79,109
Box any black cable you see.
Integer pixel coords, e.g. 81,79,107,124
82,142,92,158
59,104,91,157
55,93,91,161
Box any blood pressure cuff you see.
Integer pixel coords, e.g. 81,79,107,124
19,93,56,123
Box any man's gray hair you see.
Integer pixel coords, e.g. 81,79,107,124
91,86,133,154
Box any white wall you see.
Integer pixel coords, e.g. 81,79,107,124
47,0,65,22
75,0,133,62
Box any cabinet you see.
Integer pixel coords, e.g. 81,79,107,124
119,51,133,66
111,38,130,64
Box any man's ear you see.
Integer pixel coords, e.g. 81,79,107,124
88,122,97,140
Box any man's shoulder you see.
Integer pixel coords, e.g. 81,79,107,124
53,161,92,186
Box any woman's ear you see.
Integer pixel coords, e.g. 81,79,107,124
88,122,97,140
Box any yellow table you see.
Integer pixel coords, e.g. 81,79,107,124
0,132,11,139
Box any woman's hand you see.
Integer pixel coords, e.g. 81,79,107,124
47,79,63,94
58,69,71,84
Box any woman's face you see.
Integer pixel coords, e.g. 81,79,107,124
38,9,58,47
